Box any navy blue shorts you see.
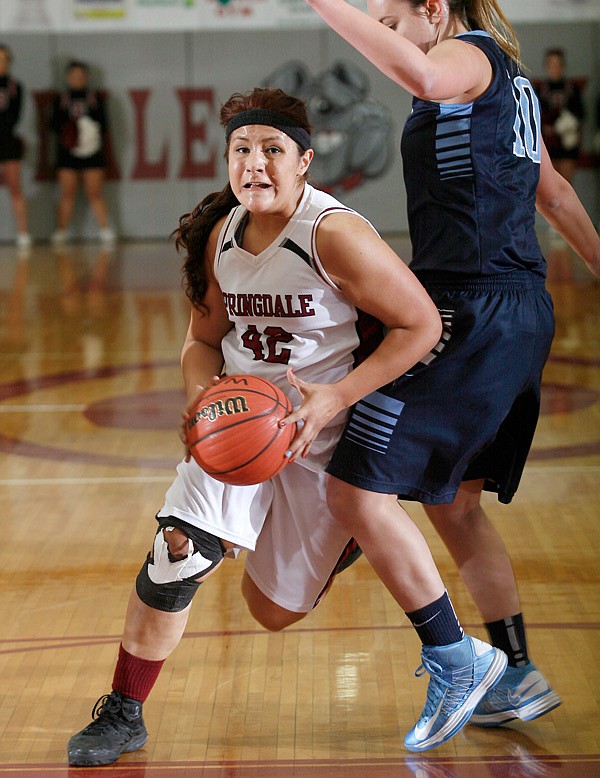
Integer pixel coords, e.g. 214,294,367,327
327,273,555,505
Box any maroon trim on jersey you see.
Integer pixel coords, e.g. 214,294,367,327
215,208,239,267
310,206,354,287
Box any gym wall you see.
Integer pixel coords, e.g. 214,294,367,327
0,21,598,241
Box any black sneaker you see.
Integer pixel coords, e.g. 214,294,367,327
313,538,363,607
67,691,148,766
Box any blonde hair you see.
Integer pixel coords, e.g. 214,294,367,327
463,0,520,64
409,0,520,65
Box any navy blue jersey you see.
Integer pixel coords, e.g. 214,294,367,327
402,31,546,279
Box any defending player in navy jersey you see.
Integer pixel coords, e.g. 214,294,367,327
68,87,505,766
302,0,600,749
403,31,546,280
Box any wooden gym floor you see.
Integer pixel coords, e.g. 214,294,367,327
0,229,598,778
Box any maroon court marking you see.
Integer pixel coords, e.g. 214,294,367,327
0,361,178,403
0,755,599,777
84,390,185,430
0,362,181,470
1,622,598,657
539,384,599,414
0,360,599,467
547,354,600,368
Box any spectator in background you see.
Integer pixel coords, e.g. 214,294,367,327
0,44,31,251
593,91,600,155
50,60,115,245
537,48,585,185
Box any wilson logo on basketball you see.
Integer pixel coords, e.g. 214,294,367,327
186,374,296,485
188,396,250,425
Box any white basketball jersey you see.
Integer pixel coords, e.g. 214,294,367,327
158,185,376,550
214,184,371,470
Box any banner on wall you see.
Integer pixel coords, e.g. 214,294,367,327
0,0,316,30
73,0,127,18
0,0,598,31
0,0,62,31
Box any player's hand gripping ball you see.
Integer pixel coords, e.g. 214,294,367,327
186,375,297,485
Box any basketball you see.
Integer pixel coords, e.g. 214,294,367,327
186,374,297,486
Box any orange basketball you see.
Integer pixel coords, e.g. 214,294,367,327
186,374,297,486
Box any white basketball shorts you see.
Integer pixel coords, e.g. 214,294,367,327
157,454,351,612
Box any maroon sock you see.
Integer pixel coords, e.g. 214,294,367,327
111,643,165,703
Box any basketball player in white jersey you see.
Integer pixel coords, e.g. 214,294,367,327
68,87,506,766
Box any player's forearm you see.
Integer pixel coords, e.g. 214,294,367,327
334,319,442,410
181,339,224,401
537,187,600,276
305,0,430,95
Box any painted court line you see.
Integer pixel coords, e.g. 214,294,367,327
0,404,88,412
0,477,174,486
0,755,599,777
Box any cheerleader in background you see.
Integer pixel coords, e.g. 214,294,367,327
0,44,31,251
50,60,115,245
537,47,585,186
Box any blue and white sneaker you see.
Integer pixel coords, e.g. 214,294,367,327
404,635,507,752
470,662,561,727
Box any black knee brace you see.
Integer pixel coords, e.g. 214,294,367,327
135,516,226,612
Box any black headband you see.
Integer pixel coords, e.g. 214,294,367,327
225,109,312,151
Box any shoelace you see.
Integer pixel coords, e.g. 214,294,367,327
414,657,450,721
82,694,126,736
92,693,121,720
441,663,475,714
416,655,474,719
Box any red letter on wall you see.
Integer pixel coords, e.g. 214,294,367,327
32,90,56,182
130,89,169,180
177,88,217,179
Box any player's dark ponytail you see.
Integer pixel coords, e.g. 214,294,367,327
175,184,239,312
